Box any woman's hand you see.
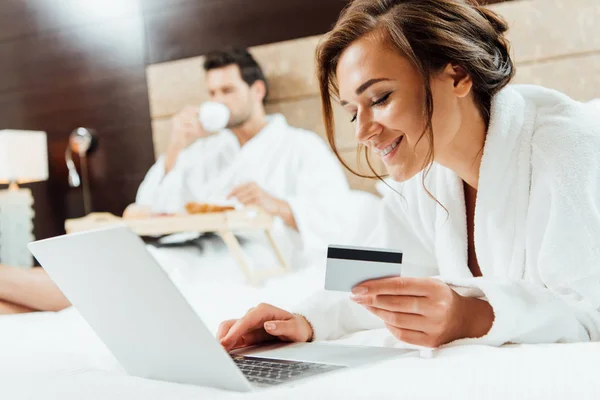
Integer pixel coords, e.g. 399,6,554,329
350,277,494,348
218,303,313,352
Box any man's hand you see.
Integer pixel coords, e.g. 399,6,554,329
350,277,494,348
171,106,209,148
227,182,297,229
122,204,151,219
165,106,209,173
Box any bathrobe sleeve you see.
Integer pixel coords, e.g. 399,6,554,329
135,132,239,214
135,141,209,214
292,191,436,340
294,104,600,345
450,110,600,346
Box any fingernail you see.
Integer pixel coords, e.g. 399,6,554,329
352,286,368,295
350,294,364,303
264,322,276,331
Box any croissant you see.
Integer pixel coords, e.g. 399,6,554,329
185,202,235,214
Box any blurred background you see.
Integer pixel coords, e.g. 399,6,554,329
0,0,598,244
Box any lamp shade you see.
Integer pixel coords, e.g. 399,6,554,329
0,130,49,184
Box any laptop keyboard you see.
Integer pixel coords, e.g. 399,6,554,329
232,355,345,386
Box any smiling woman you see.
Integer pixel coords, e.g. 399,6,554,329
319,0,513,185
218,0,600,350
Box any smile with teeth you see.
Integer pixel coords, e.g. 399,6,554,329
376,137,402,157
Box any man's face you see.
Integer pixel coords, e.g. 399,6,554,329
206,64,255,128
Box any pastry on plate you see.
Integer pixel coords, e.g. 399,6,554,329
185,202,235,214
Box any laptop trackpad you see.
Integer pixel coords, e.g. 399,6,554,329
238,342,412,367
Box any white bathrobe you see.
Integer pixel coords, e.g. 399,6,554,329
135,114,371,269
295,85,600,346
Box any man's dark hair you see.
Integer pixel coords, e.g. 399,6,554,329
203,48,269,104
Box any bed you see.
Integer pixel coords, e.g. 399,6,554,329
1,314,598,399
1,264,599,400
2,0,599,398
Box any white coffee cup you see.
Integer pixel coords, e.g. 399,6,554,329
198,102,230,133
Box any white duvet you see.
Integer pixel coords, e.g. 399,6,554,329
0,261,599,400
0,312,598,399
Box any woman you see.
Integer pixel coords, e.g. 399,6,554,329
218,0,600,349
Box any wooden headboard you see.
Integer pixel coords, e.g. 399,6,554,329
145,0,599,194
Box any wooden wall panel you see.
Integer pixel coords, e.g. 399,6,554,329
0,7,152,240
143,0,350,64
492,0,600,64
146,0,600,123
513,53,600,101
0,0,350,239
151,118,172,159
0,0,141,42
146,57,208,119
265,96,357,150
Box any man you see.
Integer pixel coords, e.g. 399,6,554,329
0,49,364,313
124,48,354,276
126,49,321,225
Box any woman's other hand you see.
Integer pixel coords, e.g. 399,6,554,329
218,303,313,352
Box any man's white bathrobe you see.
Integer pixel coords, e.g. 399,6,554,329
295,85,600,346
135,114,369,272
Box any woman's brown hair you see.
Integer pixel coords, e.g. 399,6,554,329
317,0,515,182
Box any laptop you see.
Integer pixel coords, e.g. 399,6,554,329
28,226,409,392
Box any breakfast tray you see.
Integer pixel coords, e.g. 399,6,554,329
64,208,290,283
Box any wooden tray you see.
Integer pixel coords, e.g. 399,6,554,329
64,208,288,285
65,208,274,236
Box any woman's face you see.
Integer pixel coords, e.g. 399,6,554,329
336,34,467,182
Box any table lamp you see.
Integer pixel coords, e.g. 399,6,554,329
0,129,49,267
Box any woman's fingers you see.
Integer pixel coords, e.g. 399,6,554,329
264,318,309,342
364,306,430,332
228,318,308,351
229,328,275,350
353,294,429,315
221,314,265,350
217,319,237,341
353,277,440,297
384,323,432,347
220,304,295,351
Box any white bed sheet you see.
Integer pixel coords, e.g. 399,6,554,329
1,318,598,400
0,258,598,399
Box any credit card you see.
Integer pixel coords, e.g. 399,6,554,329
324,245,403,292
